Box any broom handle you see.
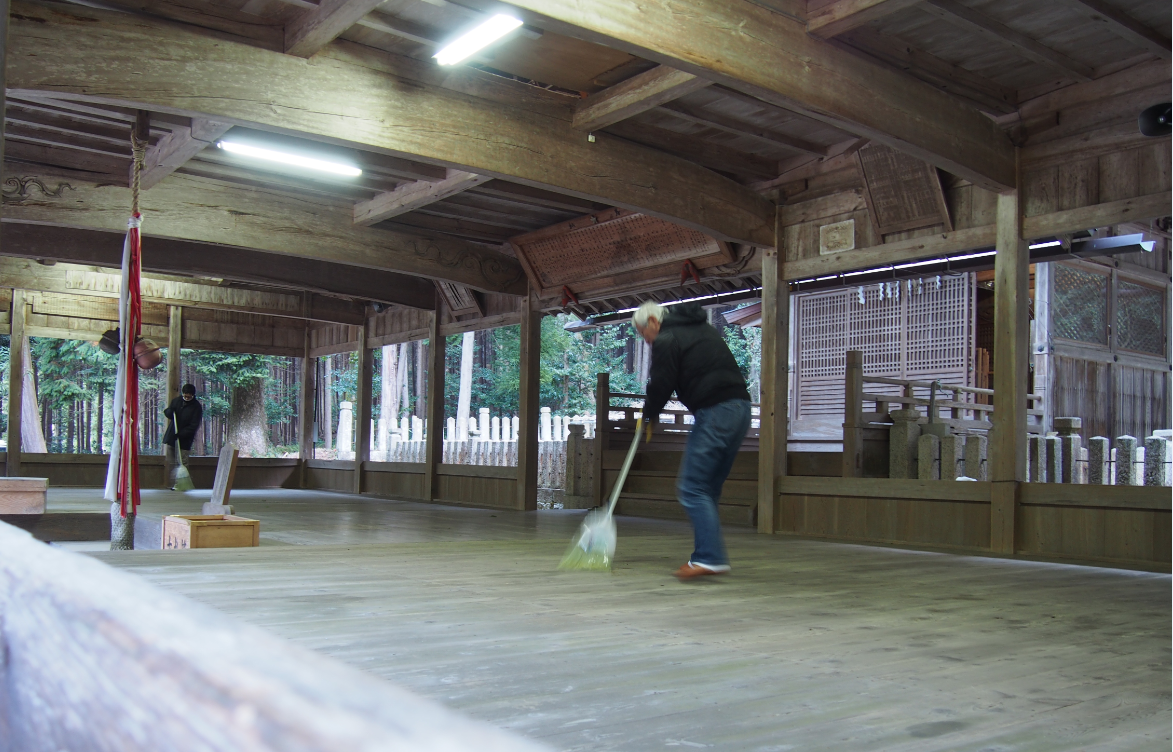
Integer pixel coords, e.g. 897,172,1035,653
605,417,643,516
173,414,186,469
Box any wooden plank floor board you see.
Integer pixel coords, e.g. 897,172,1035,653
55,488,1168,751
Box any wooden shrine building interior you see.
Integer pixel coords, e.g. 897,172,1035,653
0,0,1169,749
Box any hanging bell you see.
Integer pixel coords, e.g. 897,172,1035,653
98,328,121,355
134,338,163,370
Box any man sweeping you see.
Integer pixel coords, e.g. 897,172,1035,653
633,301,752,580
163,384,203,489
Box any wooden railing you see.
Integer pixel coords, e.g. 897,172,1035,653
842,350,1044,477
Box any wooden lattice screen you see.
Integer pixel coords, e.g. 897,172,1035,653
794,273,975,422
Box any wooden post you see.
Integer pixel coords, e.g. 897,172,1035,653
593,372,610,508
164,305,182,485
353,322,372,495
842,351,864,478
990,187,1028,554
423,292,445,502
298,325,315,487
757,230,789,533
7,291,25,477
516,289,541,511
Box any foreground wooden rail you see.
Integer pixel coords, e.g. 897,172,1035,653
0,522,547,752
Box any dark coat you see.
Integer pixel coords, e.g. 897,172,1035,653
162,396,203,451
644,303,751,421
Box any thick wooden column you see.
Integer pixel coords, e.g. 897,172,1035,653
593,372,610,507
516,290,542,511
163,305,182,484
6,291,25,477
353,322,372,495
298,326,315,487
423,293,445,502
989,188,1029,554
757,225,789,533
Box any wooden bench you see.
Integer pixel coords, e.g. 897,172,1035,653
0,477,48,514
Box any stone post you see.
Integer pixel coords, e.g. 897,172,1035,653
1045,436,1061,483
963,434,987,480
478,408,491,439
1144,437,1167,486
1114,436,1137,486
540,406,552,442
336,401,354,460
940,434,964,481
1054,417,1082,484
1028,434,1046,483
888,408,921,479
491,416,501,442
917,433,940,480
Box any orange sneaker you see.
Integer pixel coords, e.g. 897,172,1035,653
674,561,731,580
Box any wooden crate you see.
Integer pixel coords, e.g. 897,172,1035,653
162,515,259,550
0,477,48,514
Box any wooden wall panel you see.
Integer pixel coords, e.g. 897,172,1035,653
1024,141,1172,218
777,493,992,551
14,454,298,489
309,323,362,356
1051,355,1111,438
302,460,355,492
1019,505,1170,570
363,466,426,500
435,474,517,509
1115,364,1170,440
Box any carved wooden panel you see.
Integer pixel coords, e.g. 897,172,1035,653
856,144,952,236
511,208,731,295
435,281,482,317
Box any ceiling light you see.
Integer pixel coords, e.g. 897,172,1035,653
217,140,362,177
1028,240,1062,249
434,14,523,66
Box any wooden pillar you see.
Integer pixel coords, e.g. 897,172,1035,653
516,289,541,511
757,232,789,533
593,371,610,507
990,187,1028,554
353,323,372,495
6,291,25,477
298,325,315,487
841,351,864,477
423,292,445,502
163,305,182,484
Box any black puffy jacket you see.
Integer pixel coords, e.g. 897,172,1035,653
644,303,750,421
163,396,203,451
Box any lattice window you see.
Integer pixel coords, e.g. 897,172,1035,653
906,275,970,382
1052,264,1108,345
1116,279,1165,355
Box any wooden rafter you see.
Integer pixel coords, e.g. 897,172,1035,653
921,0,1095,82
285,0,387,58
656,101,830,156
606,120,778,180
139,118,232,190
7,1,774,247
573,65,712,132
354,171,491,226
503,0,1016,191
1060,0,1172,59
807,0,921,39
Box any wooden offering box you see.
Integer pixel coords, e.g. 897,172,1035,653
0,478,48,514
162,515,260,550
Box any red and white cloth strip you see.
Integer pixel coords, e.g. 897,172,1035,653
103,213,144,517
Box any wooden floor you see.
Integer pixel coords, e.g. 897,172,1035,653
63,489,1170,751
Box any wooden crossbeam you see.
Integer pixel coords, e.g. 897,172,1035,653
573,65,712,132
807,0,921,39
354,171,491,226
1060,0,1172,60
503,0,1016,191
7,1,773,247
285,0,387,57
139,118,232,190
0,162,527,294
657,101,830,156
921,0,1095,82
0,222,437,311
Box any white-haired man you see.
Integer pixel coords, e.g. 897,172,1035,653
632,300,751,579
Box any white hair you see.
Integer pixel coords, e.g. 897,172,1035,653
632,301,666,329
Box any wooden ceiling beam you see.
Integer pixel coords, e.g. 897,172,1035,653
0,223,436,312
354,170,491,226
285,0,387,58
139,118,232,190
807,0,921,39
656,101,830,156
8,1,773,247
921,0,1095,82
0,162,527,294
573,65,713,132
606,120,778,180
1060,0,1171,60
355,11,442,47
504,0,1016,191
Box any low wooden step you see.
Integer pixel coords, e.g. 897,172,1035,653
618,491,754,507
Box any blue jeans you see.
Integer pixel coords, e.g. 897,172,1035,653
676,399,751,567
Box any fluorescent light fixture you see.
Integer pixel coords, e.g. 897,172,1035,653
893,257,947,270
434,14,523,66
1141,240,1155,252
217,140,362,177
949,250,996,262
1028,240,1062,249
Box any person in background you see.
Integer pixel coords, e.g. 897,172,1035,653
633,300,752,580
163,383,203,489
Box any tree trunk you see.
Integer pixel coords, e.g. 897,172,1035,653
457,331,474,440
22,341,47,453
398,343,409,425
379,344,398,451
228,379,269,457
323,355,333,450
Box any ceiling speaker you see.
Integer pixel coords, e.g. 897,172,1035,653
1138,103,1171,137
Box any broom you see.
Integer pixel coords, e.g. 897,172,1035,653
171,414,195,492
558,416,646,572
